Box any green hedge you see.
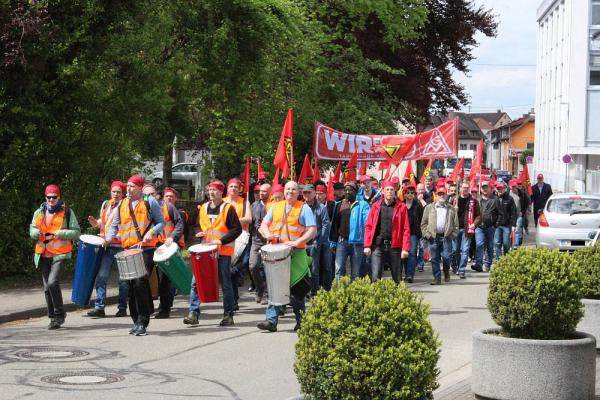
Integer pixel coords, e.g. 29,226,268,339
488,248,583,339
295,277,440,400
571,245,600,300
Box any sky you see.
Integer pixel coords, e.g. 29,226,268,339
455,0,539,119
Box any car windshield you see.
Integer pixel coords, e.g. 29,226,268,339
547,198,600,214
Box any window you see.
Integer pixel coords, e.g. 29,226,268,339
493,143,499,150
591,70,600,86
460,144,467,150
469,144,477,150
593,1,600,26
527,142,534,150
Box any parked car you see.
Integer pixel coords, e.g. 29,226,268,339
150,162,198,187
536,193,600,250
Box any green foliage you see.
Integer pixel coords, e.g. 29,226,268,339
519,149,534,166
487,248,584,340
294,277,440,400
571,245,600,300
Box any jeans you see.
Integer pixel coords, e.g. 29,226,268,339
450,237,458,270
334,238,364,282
93,247,129,311
360,254,371,280
40,257,65,320
266,294,305,327
475,227,495,269
371,245,402,283
188,255,234,315
128,249,155,327
429,235,452,280
495,226,512,260
309,242,333,296
515,216,524,246
231,242,250,304
406,235,419,279
249,242,266,298
455,229,472,274
417,238,425,270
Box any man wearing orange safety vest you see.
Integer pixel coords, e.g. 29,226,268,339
104,175,165,336
186,180,242,327
257,181,316,333
225,178,252,311
30,184,81,330
249,183,272,304
153,186,185,319
87,181,129,318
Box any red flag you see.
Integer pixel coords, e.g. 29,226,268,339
273,167,280,187
257,159,265,178
490,170,497,188
383,166,391,181
520,165,533,196
333,161,342,183
420,159,433,184
242,157,250,196
298,154,313,184
326,174,334,202
274,108,294,178
403,161,416,186
449,158,464,183
468,139,484,183
373,134,418,166
358,161,367,177
344,150,358,182
313,158,321,183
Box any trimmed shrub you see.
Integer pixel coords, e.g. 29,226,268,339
488,247,583,339
294,277,440,400
571,244,600,300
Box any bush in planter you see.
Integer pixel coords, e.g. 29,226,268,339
571,244,600,299
294,277,440,400
488,247,583,339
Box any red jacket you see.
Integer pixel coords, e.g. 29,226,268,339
364,199,411,251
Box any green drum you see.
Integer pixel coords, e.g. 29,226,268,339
153,243,192,295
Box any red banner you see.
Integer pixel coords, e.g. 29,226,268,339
313,119,458,161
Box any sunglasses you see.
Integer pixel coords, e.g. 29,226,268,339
46,196,58,200
405,191,415,195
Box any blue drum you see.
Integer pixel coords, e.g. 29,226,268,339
71,234,104,306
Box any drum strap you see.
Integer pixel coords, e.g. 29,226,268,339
129,201,151,241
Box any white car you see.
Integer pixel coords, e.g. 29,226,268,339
536,193,600,250
150,163,198,187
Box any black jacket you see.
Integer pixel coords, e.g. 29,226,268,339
405,200,423,238
479,196,500,228
496,192,518,227
532,183,553,214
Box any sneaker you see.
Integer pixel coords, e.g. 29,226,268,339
255,293,263,303
460,272,466,279
129,324,139,335
115,309,127,318
55,316,65,326
134,325,148,336
277,305,286,317
405,277,413,283
444,271,451,282
183,312,199,325
293,322,301,332
260,298,268,305
219,314,234,327
48,319,61,330
87,309,105,318
417,267,424,272
154,310,170,319
471,265,483,272
484,266,491,272
257,320,277,332
233,303,240,311
430,279,442,286
248,285,255,292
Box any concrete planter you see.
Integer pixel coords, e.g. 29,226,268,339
577,298,600,349
472,328,596,400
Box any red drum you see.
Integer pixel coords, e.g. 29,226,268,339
188,244,219,302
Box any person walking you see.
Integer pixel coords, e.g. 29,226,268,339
454,182,480,279
421,183,458,285
248,183,271,304
494,181,517,260
403,183,423,283
474,181,499,272
532,173,552,226
30,184,81,329
303,184,330,296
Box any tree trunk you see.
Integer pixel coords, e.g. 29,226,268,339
163,146,173,188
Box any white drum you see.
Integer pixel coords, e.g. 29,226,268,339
79,234,105,247
115,248,147,280
153,243,179,263
260,243,292,306
231,230,250,266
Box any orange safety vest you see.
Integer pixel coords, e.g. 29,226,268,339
199,202,235,256
118,198,157,248
158,202,185,247
226,196,249,231
270,200,307,249
100,200,121,246
34,209,73,256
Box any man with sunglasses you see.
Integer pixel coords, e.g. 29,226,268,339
104,176,165,336
30,184,81,329
87,181,129,318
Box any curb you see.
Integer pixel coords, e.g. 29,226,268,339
0,294,120,325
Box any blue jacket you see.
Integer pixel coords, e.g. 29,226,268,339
306,200,330,245
329,198,371,246
357,187,382,205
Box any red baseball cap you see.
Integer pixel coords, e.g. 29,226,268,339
404,183,416,191
45,184,61,196
508,179,517,188
359,175,372,183
316,185,326,193
537,173,544,179
495,181,506,189
271,184,284,194
381,181,394,190
127,175,145,188
110,181,126,193
436,183,447,193
257,172,267,180
391,176,400,184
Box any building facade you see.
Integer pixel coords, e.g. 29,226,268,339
536,0,600,192
490,114,535,175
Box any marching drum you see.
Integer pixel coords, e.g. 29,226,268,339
231,230,249,266
260,243,292,305
115,248,147,280
153,243,192,295
188,244,219,302
71,234,104,306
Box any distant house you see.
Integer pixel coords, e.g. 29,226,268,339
430,112,486,152
490,112,535,175
467,111,512,169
